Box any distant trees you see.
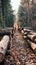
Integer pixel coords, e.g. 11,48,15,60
1,0,15,28
18,4,28,27
0,0,2,27
31,1,36,30
18,0,32,27
18,0,36,30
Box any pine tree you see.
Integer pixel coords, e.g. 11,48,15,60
1,0,15,28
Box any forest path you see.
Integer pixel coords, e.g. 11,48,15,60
10,30,36,65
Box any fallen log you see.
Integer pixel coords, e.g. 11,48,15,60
0,35,9,62
27,34,36,43
21,30,24,34
23,29,31,33
23,29,31,36
27,40,36,52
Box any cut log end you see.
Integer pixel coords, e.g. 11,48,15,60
27,40,36,52
31,43,36,52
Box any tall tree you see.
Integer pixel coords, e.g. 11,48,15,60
18,4,28,27
18,0,36,29
0,0,2,27
1,0,15,28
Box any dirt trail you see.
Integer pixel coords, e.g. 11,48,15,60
10,31,36,65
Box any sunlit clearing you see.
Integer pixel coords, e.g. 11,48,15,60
11,0,21,15
14,21,19,30
13,15,20,30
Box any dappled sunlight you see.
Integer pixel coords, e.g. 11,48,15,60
14,22,19,30
10,0,21,30
13,15,20,31
11,0,21,15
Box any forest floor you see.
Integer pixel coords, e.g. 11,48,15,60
0,30,36,65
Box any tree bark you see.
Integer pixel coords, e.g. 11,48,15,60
0,35,9,62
